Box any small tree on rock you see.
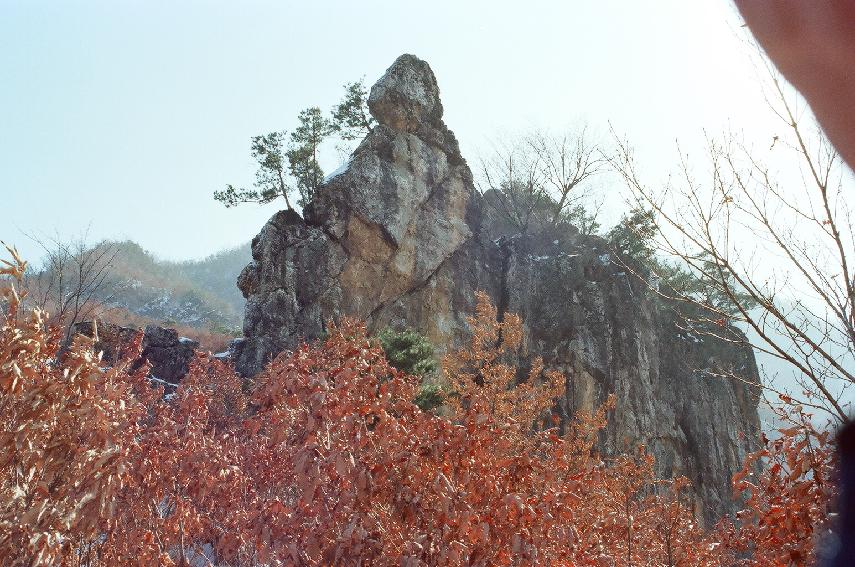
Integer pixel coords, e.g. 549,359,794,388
216,80,377,211
331,79,375,142
213,131,295,209
286,107,334,207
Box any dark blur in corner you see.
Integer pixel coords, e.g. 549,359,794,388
735,0,855,172
735,1,855,561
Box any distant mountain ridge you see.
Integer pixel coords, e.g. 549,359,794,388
101,240,250,333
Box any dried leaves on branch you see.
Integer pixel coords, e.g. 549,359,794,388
0,248,834,566
720,399,837,566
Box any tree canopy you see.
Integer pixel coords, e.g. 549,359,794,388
214,79,373,210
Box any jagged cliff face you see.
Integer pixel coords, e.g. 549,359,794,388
234,54,761,524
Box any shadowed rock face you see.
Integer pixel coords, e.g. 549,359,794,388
234,53,761,524
70,321,199,386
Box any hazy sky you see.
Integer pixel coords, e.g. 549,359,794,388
2,0,781,262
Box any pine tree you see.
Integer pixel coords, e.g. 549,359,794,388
331,79,375,141
215,80,372,210
213,131,294,209
607,206,657,266
286,107,333,207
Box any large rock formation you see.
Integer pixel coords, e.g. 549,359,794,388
234,54,761,524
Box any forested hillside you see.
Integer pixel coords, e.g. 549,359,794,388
105,240,248,329
23,238,249,350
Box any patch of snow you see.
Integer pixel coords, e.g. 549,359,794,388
213,351,231,360
553,240,559,245
178,337,195,345
149,375,179,389
598,253,611,265
323,158,352,183
677,332,703,344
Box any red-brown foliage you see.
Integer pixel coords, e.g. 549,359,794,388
719,400,837,567
0,246,836,565
83,302,234,353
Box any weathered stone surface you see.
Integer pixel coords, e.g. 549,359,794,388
495,232,760,525
234,53,761,524
141,325,198,383
368,54,443,133
70,321,199,385
68,320,141,365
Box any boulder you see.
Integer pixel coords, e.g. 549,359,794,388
368,53,444,132
68,320,141,365
141,325,198,384
70,321,199,385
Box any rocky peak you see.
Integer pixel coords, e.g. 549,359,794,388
368,54,444,132
234,54,761,525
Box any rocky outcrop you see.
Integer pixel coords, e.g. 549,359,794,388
71,321,199,385
69,320,142,365
234,54,761,524
140,325,199,384
235,54,480,373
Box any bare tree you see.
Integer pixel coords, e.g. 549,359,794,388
24,232,119,342
478,136,547,234
527,127,607,225
477,128,605,235
610,63,855,422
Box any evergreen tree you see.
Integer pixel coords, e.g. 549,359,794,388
608,208,756,319
377,327,445,411
658,257,758,319
286,107,333,207
607,206,657,266
377,327,438,377
331,79,375,141
213,131,294,209
215,80,373,210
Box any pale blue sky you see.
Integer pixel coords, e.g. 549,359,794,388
1,0,775,262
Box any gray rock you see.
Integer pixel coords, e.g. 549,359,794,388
141,325,198,384
68,320,142,365
368,53,443,132
69,320,200,386
142,324,180,348
235,54,761,525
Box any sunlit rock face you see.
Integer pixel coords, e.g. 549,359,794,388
234,53,760,524
235,54,483,373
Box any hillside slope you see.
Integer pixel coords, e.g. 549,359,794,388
103,240,249,331
25,239,250,347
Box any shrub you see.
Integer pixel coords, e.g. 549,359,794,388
376,326,438,377
0,246,832,566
